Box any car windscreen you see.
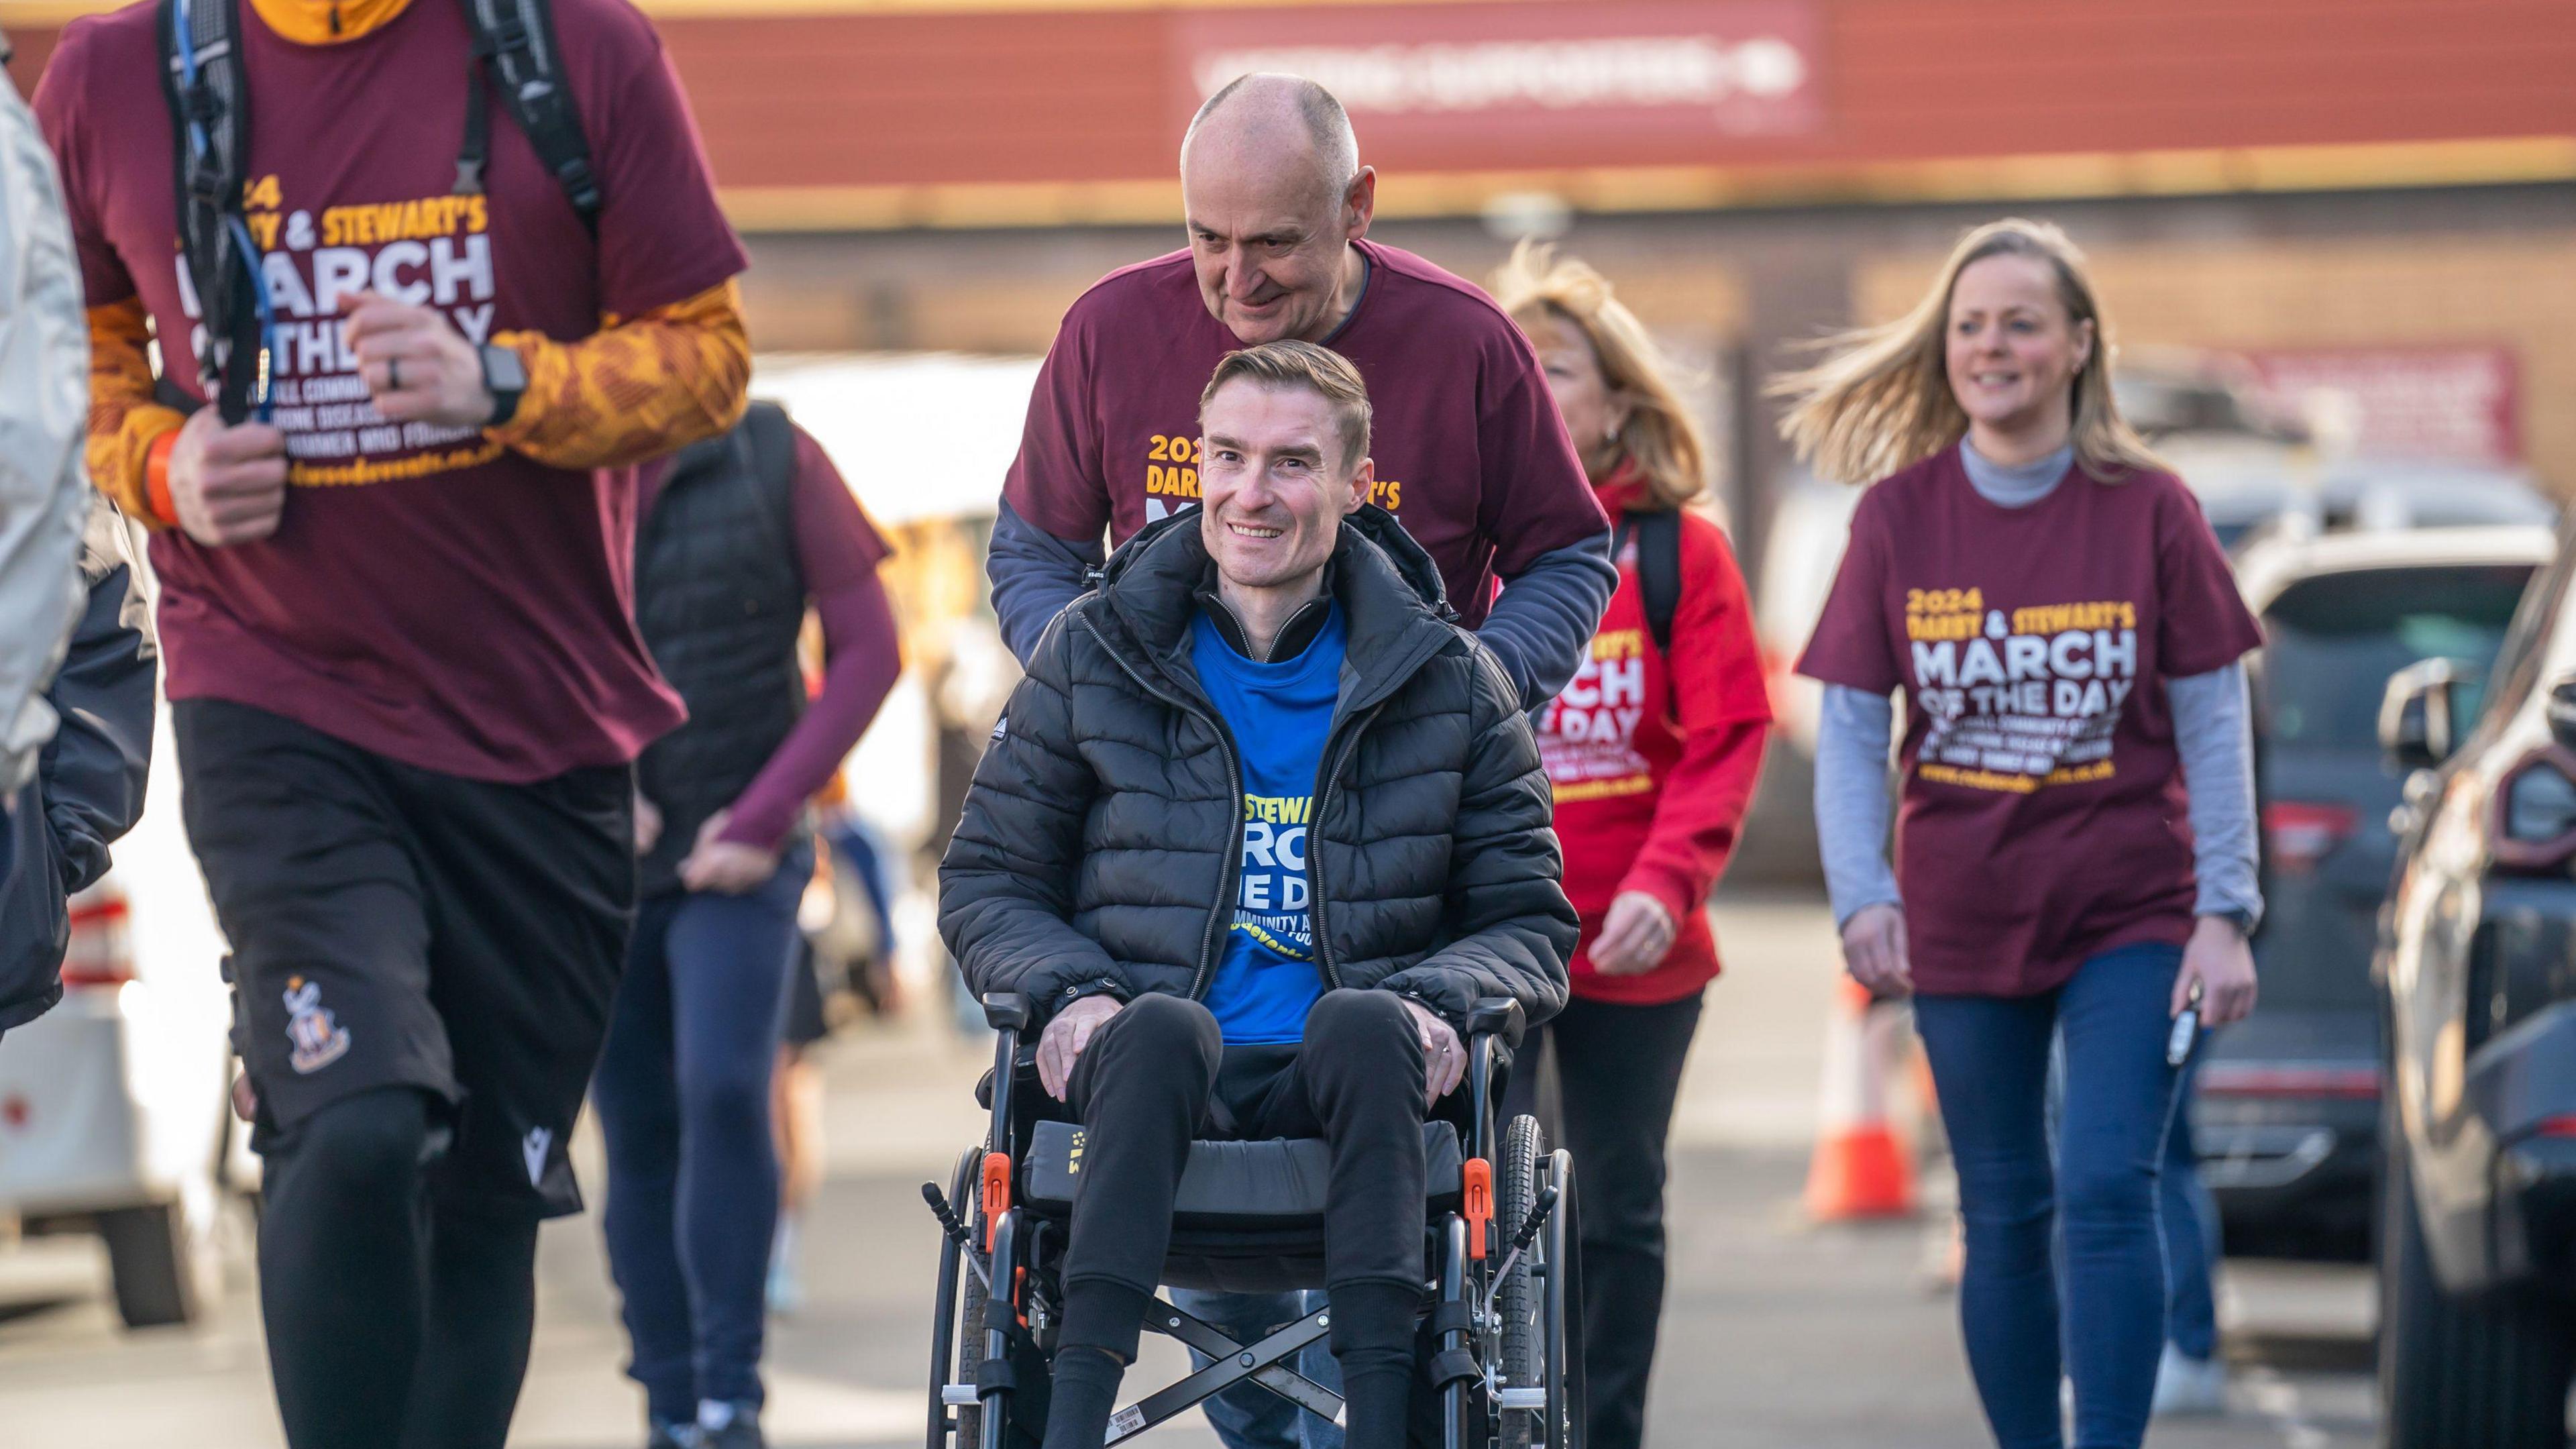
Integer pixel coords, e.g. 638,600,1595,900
2259,564,2536,747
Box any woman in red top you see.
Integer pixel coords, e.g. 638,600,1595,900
1492,247,1772,1449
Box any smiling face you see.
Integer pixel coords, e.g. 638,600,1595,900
1945,252,2095,444
1198,379,1372,592
1181,136,1373,346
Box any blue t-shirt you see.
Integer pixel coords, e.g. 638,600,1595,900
1189,602,1346,1044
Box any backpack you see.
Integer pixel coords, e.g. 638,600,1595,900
1612,505,1684,659
157,0,601,423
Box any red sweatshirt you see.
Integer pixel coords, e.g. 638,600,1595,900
1536,470,1772,1005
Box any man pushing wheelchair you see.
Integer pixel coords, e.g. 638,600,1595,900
938,340,1578,1449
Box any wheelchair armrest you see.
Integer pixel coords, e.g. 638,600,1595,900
981,993,1032,1032
1466,998,1525,1051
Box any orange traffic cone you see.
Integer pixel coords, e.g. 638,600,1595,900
1805,977,1917,1221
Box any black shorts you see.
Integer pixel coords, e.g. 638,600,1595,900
175,699,635,1217
782,937,830,1049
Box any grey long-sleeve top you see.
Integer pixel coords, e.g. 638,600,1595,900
1813,441,2261,931
0,65,91,804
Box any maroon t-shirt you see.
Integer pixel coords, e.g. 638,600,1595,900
1002,238,1605,627
1794,447,2263,997
38,0,747,782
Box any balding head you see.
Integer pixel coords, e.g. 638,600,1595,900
1177,74,1377,345
1181,73,1360,207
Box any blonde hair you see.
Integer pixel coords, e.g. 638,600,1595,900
1768,218,2165,485
1491,241,1709,510
1200,338,1373,471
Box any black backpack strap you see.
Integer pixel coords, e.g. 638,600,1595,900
454,0,600,232
1624,506,1684,659
738,399,802,587
158,0,265,424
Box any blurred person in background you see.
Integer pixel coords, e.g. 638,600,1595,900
985,75,1612,1449
1490,246,1772,1449
0,502,154,1038
598,402,901,1449
36,1,752,1441
0,27,91,1007
1780,218,2261,1449
768,775,906,1315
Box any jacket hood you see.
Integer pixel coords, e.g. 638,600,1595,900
1088,504,1460,698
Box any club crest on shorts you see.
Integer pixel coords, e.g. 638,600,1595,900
523,1126,555,1187
282,976,351,1075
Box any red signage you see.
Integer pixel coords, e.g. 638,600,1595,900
1173,1,1825,166
2237,347,2522,466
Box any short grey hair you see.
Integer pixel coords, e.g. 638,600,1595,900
1181,73,1360,203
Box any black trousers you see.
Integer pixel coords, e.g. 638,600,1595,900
1061,989,1430,1303
1500,992,1705,1449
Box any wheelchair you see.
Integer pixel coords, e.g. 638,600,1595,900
924,991,1585,1449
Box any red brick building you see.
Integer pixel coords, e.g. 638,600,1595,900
11,0,2576,502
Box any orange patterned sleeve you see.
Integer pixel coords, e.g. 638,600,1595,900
87,299,186,528
487,278,752,472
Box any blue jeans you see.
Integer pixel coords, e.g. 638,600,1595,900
2161,1056,2219,1361
1915,942,2186,1449
593,855,808,1422
2045,1037,2222,1364
1169,1287,1345,1449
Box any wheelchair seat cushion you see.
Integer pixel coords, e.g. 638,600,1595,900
1022,1119,1464,1230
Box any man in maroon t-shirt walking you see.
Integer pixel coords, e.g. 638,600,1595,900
984,72,1612,1449
38,3,750,1445
987,73,1613,714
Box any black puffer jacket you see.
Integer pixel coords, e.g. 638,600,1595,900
940,504,1575,1032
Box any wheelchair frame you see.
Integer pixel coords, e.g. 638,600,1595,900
924,991,1586,1449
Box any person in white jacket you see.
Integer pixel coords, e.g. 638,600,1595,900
0,34,91,818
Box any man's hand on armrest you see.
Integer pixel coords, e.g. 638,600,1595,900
1037,994,1122,1100
1400,997,1465,1100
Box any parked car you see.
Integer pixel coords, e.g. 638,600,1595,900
2188,450,2557,554
2197,527,2553,1258
2373,517,2576,1446
0,701,253,1328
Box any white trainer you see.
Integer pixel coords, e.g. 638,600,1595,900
2149,1344,2228,1417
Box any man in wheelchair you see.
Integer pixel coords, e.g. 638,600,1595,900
938,339,1576,1449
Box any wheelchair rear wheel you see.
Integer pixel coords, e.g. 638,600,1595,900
1494,1114,1545,1449
955,1254,986,1448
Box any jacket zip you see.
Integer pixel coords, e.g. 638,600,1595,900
1305,702,1385,992
1081,616,1242,1002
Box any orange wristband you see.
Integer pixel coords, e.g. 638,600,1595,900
144,429,181,527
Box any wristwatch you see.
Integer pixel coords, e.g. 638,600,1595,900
2209,908,2257,941
478,343,528,428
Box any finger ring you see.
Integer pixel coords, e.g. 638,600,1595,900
387,358,402,392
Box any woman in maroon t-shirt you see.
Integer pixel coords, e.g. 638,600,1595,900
1781,219,2261,1449
1492,246,1772,1449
